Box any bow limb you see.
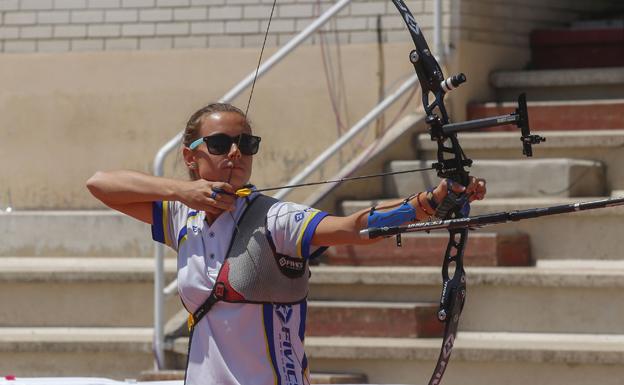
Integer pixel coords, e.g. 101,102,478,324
390,2,469,385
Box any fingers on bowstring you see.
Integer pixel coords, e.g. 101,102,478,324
199,188,233,211
212,182,235,194
208,183,237,211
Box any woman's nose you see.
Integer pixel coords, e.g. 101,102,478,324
228,142,241,159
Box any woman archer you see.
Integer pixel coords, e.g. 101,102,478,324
87,102,486,385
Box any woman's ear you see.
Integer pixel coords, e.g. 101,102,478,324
182,146,196,169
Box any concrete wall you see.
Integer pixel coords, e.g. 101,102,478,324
0,43,415,209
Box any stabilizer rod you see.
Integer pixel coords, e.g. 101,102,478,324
361,196,624,239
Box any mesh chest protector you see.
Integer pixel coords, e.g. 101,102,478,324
188,194,310,330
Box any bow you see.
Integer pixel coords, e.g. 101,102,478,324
388,1,544,384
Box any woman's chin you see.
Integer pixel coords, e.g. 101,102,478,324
229,169,250,183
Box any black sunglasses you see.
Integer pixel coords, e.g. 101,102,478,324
189,133,261,155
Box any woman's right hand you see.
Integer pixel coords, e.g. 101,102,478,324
176,179,237,215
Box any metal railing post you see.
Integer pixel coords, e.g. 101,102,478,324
434,0,443,58
153,243,165,369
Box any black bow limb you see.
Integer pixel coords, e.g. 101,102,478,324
389,1,545,385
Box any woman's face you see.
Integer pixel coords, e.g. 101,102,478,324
187,111,254,189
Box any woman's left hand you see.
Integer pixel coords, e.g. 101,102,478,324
465,176,487,202
431,176,487,205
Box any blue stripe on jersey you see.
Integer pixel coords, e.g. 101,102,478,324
263,304,281,385
300,212,329,259
151,201,165,244
298,300,307,342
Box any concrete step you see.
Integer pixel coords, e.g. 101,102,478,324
165,299,443,341
0,327,154,380
384,158,605,198
414,130,624,191
307,333,624,385
341,196,624,261
306,301,442,338
138,369,368,384
308,264,624,334
326,232,530,266
467,99,624,131
0,210,175,258
489,67,624,101
0,257,180,327
170,332,624,385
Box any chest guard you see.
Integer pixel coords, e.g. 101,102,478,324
189,194,310,330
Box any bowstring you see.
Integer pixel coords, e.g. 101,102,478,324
250,166,436,194
226,0,311,383
244,0,277,118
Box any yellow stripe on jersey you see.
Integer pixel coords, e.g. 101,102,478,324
296,210,320,259
178,235,188,248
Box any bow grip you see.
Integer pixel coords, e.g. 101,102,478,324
435,190,468,220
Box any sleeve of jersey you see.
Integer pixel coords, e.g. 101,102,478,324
151,200,185,251
266,201,329,260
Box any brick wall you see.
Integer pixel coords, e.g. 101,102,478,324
0,0,619,53
0,0,421,53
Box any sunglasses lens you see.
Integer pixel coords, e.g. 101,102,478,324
238,134,261,155
204,134,232,155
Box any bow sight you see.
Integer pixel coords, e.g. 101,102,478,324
401,12,546,179
428,92,546,185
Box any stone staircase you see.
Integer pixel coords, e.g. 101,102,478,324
0,253,176,378
2,61,624,384
290,68,624,385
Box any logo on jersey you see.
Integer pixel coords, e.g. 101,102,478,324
278,325,300,385
191,225,199,234
276,254,306,278
294,212,304,222
275,304,293,324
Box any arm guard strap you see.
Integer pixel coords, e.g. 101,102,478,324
367,201,417,228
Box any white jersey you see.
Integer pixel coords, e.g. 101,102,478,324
151,192,328,385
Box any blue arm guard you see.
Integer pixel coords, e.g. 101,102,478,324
367,201,417,228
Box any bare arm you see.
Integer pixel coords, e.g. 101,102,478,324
86,170,235,224
311,177,486,246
